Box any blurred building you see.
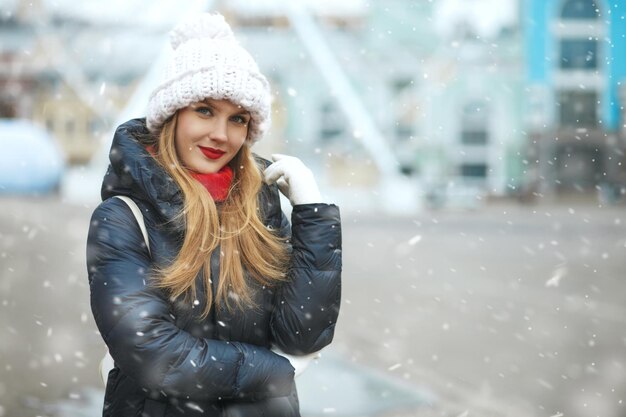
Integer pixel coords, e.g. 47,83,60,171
0,1,156,164
524,0,626,195
224,0,525,206
0,2,40,119
418,3,524,203
3,0,528,207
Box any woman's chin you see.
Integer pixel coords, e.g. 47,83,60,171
191,162,223,175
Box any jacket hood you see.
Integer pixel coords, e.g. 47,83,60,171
101,118,183,226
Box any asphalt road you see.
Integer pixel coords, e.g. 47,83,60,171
0,196,625,417
335,200,626,417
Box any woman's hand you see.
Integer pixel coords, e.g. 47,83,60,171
270,346,321,378
263,154,321,205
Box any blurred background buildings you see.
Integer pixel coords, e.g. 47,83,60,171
1,0,624,208
525,0,626,200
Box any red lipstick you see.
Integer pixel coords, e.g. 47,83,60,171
199,146,225,160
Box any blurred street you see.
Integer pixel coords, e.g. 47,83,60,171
335,199,626,417
1,196,625,416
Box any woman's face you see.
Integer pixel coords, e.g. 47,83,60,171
175,99,250,174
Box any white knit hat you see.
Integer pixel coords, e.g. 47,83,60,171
146,13,271,143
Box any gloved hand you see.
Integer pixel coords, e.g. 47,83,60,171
99,351,115,386
271,346,321,378
263,154,322,206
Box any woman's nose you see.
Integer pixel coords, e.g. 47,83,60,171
210,120,228,142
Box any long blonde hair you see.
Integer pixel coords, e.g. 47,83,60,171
147,114,289,317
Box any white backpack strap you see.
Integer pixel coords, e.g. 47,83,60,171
100,196,151,386
113,195,151,256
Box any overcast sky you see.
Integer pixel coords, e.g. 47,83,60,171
1,0,519,38
1,0,208,27
433,0,519,38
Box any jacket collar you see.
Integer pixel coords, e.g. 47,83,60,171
101,118,184,229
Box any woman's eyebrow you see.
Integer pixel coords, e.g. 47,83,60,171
226,107,250,117
201,99,249,115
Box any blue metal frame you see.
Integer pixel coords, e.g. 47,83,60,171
608,1,626,130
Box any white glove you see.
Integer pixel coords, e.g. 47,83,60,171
271,346,321,378
263,154,322,206
99,351,115,386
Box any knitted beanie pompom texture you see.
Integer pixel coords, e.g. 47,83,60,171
169,13,235,50
146,13,272,144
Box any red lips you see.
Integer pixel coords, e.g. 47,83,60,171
198,146,225,160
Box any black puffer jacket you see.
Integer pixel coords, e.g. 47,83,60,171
86,119,342,416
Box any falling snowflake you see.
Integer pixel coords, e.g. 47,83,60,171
408,235,422,245
546,266,567,287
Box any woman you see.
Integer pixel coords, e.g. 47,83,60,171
86,13,341,417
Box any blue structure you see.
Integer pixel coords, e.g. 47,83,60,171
524,0,626,192
0,119,65,194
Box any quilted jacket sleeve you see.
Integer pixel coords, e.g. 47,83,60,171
87,198,294,401
270,203,342,354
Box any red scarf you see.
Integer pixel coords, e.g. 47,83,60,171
189,165,234,202
145,145,234,202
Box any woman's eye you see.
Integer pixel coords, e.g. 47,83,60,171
231,115,249,125
195,106,212,116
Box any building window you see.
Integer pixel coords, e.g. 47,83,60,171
461,101,488,145
461,130,488,145
555,0,604,129
319,101,345,142
460,164,487,178
90,118,104,137
392,78,417,141
557,90,598,127
561,0,599,19
0,98,15,118
560,39,597,69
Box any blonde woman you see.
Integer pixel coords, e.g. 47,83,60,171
87,13,341,417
